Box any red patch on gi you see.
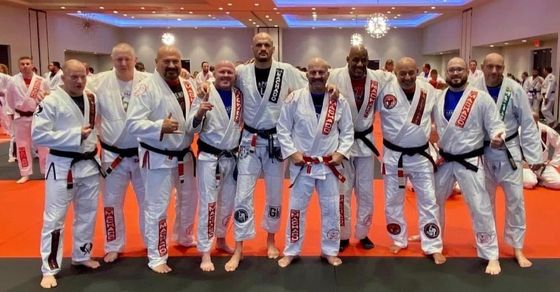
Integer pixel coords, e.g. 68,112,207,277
383,94,397,109
207,202,216,239
18,147,28,168
158,219,168,256
290,209,301,243
339,195,345,227
104,207,116,242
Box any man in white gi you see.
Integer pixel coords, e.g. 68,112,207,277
419,64,431,81
524,112,560,189
33,60,102,288
126,45,199,273
6,56,49,183
472,53,543,268
467,59,483,84
88,43,150,263
540,66,557,128
225,32,308,272
45,61,63,90
276,57,353,268
526,69,544,112
327,45,391,251
195,61,215,86
193,60,242,272
377,57,445,264
434,57,505,275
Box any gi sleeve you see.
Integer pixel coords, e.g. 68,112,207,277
32,96,81,149
126,83,163,141
515,88,543,164
276,92,298,160
481,93,506,140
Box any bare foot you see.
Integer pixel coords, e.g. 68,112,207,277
432,253,447,265
216,238,234,254
485,259,501,275
72,259,101,269
16,176,30,184
225,243,243,272
389,244,404,254
150,263,172,274
40,275,57,289
200,252,215,272
514,248,532,268
322,255,342,266
104,252,119,263
278,256,294,268
408,235,420,242
267,233,279,259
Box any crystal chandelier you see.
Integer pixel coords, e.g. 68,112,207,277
350,33,363,46
365,13,389,38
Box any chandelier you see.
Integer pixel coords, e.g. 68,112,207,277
365,13,389,38
350,33,363,46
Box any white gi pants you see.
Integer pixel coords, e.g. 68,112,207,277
383,165,443,254
233,146,284,241
101,157,145,254
283,173,340,257
339,156,374,240
523,166,560,189
172,155,198,247
196,157,236,252
435,159,499,260
15,117,47,176
40,174,100,276
485,160,526,249
541,96,557,125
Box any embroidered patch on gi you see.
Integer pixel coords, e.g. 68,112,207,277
268,206,281,219
104,207,116,242
132,83,147,97
383,94,397,109
339,195,345,226
238,146,250,160
234,208,250,223
476,232,495,245
268,68,284,103
387,223,402,235
35,104,43,115
158,219,168,256
290,209,301,243
363,214,373,226
79,242,93,255
327,229,340,241
186,224,194,236
423,223,440,239
208,202,217,239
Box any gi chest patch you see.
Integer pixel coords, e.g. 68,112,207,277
268,68,284,103
387,223,402,235
423,223,440,239
383,94,397,109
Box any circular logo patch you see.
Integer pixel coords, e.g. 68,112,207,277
327,229,340,241
423,223,440,239
238,146,250,160
387,223,402,235
234,208,250,223
383,94,397,109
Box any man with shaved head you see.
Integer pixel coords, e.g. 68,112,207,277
225,32,308,271
376,57,445,264
276,57,353,268
327,44,393,252
191,60,243,272
433,57,505,275
126,45,200,273
471,52,542,268
88,43,150,263
33,59,103,288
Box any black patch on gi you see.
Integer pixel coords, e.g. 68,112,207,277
234,208,250,223
387,223,402,235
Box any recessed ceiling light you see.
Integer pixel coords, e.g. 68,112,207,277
431,6,436,9
393,26,397,29
332,18,336,21
274,24,278,27
219,7,223,10
312,27,315,29
504,42,509,45
113,10,118,14
276,12,280,14
265,15,269,18
226,11,230,14
152,11,156,13
208,14,212,17
252,22,256,24
393,16,397,19
256,24,260,27
424,11,428,13
77,10,82,13
177,18,182,21
522,39,527,43
123,14,127,16
195,27,198,29
387,11,391,14
212,17,216,19
254,3,259,6
273,7,277,10
352,7,356,10
397,14,401,16
350,11,354,14
189,11,193,14
180,7,184,10
249,18,253,21
338,27,342,29
60,6,66,9
131,16,135,19
440,52,444,55
490,44,495,47
228,3,233,6
99,6,104,9
392,7,395,10
140,7,145,10
312,7,316,11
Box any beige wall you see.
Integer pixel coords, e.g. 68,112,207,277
0,4,31,70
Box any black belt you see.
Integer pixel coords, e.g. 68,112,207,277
15,109,34,117
355,126,380,157
49,148,105,189
198,139,239,182
243,124,281,160
483,131,519,170
383,139,437,172
139,142,196,179
439,147,485,172
100,140,138,174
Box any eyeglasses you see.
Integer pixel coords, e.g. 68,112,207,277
447,67,465,74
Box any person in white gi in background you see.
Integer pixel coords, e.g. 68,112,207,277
126,45,199,274
419,63,431,81
524,112,560,190
0,66,16,163
434,57,505,275
33,60,102,289
6,56,49,183
88,43,150,263
195,61,215,86
526,69,544,112
377,57,445,264
327,45,392,251
467,59,483,84
540,66,557,128
276,57,354,268
472,53,543,268
192,60,243,272
45,61,63,90
225,32,308,272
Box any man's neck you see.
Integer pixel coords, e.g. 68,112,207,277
403,86,416,95
22,72,33,79
255,59,272,69
448,85,466,92
486,78,502,88
116,71,134,82
310,88,325,95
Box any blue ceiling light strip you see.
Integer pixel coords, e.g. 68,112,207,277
68,13,246,28
283,13,441,28
274,0,471,7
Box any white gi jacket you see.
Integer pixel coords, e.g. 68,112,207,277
32,88,100,179
46,70,64,90
193,83,243,161
536,122,560,167
0,73,12,114
542,73,557,101
235,60,307,146
7,73,49,119
471,76,542,164
327,66,393,157
126,72,199,169
89,69,150,163
377,79,437,171
277,87,354,179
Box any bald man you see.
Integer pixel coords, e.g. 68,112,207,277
377,57,445,264
434,57,505,275
88,43,150,263
126,46,200,273
191,60,243,271
226,32,308,271
277,58,353,268
471,53,542,268
327,45,392,251
33,60,103,288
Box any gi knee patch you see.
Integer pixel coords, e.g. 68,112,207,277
327,229,340,241
476,232,496,245
423,223,440,239
387,223,402,235
267,205,281,220
79,242,93,256
234,207,250,224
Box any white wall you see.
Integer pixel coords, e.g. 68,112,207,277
422,15,462,55
0,4,31,71
120,28,255,73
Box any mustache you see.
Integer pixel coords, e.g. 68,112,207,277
165,68,179,74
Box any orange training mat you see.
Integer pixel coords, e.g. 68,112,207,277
0,179,559,259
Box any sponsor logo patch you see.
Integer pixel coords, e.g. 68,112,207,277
79,242,93,255
234,208,250,223
268,68,284,103
18,147,28,168
290,209,300,243
158,219,168,256
455,90,478,128
268,206,281,219
383,94,397,109
238,146,250,160
339,195,345,227
363,214,373,226
423,223,440,239
387,223,402,235
322,98,337,135
476,232,495,245
208,202,216,239
327,229,340,241
363,80,378,117
104,207,116,242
